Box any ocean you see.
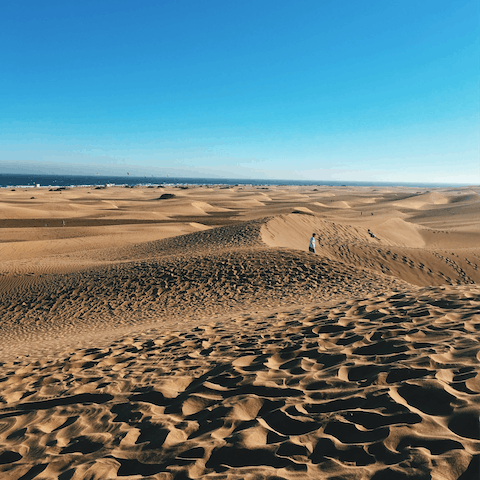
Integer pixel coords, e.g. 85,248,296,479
0,173,464,189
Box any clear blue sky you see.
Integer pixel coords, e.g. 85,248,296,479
1,0,479,183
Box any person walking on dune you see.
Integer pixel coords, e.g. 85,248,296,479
309,233,316,253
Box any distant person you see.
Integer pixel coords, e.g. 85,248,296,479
309,233,316,253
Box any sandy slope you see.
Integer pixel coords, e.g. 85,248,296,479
0,184,479,479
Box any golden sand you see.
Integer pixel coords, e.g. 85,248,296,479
0,184,478,479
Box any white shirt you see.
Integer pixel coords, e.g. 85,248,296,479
310,236,316,249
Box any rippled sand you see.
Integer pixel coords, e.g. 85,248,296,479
0,184,479,479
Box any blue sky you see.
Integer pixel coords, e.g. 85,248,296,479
1,0,479,183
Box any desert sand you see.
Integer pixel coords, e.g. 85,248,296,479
0,183,479,479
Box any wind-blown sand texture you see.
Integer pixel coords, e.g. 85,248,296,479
0,184,479,479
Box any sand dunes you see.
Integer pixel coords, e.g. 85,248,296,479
0,184,479,479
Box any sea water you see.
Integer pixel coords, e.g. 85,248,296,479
0,173,463,189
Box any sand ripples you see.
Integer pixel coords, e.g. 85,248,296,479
0,287,478,479
1,185,479,479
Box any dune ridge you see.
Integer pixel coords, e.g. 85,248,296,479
0,220,409,351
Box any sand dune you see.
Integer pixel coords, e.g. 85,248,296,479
389,191,450,209
0,184,479,479
190,202,232,214
0,286,478,479
261,213,479,287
